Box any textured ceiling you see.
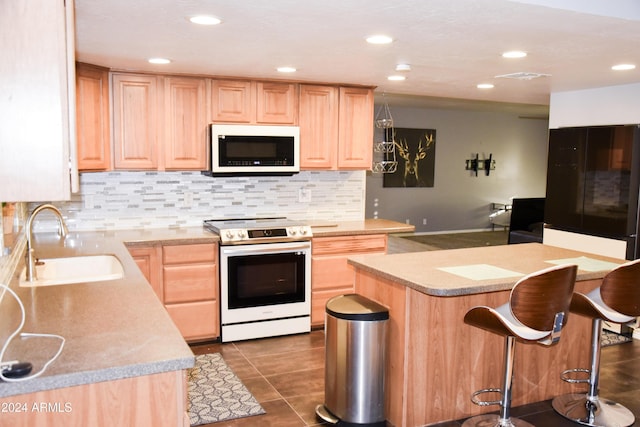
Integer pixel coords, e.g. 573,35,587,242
74,0,640,115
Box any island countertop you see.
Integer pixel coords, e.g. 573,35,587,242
0,230,195,399
348,242,624,296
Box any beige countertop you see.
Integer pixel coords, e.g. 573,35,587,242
0,219,408,398
348,243,625,297
309,218,414,237
0,230,197,399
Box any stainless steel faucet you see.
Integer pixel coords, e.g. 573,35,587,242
24,204,68,282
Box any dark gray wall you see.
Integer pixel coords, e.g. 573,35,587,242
366,105,549,232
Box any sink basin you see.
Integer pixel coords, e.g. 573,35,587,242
19,255,124,287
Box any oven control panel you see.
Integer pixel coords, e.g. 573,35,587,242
220,225,312,244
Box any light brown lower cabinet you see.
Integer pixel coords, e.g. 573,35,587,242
165,300,218,341
128,242,220,342
0,370,188,427
311,234,387,326
163,243,219,341
127,244,162,300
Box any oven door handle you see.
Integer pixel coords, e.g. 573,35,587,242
221,243,311,256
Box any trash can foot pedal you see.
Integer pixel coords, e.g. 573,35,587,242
315,404,339,424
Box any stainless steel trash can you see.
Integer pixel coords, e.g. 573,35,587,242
316,294,388,426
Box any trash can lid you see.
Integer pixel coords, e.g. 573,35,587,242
326,294,389,321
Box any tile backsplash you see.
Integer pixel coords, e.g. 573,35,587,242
39,170,366,231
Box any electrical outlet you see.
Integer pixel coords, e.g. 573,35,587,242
422,218,427,225
299,188,311,203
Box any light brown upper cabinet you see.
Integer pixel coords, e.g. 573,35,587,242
164,76,208,170
76,63,111,171
211,79,298,125
85,69,373,173
299,85,339,169
112,73,208,171
256,82,298,124
299,85,374,170
338,87,374,169
112,73,161,170
210,79,255,123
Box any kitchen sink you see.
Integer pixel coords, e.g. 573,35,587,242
19,255,124,287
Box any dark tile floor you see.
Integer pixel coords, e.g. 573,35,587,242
191,330,329,427
190,331,640,427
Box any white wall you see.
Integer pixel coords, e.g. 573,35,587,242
366,106,550,232
549,83,640,128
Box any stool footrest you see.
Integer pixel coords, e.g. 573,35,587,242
560,368,591,384
470,388,502,407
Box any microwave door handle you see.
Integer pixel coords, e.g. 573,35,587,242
222,243,310,255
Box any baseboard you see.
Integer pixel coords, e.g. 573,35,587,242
408,228,505,237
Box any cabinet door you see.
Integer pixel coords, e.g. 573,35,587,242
299,85,339,169
112,73,160,170
256,82,298,124
76,63,111,171
164,76,207,170
127,245,162,301
211,79,255,123
310,234,387,325
338,87,374,169
165,300,219,342
0,0,74,201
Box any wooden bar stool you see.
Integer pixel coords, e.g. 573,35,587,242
463,264,578,427
552,258,640,427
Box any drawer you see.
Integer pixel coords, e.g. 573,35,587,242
163,264,216,303
163,243,216,264
166,300,219,342
312,256,356,290
312,235,387,255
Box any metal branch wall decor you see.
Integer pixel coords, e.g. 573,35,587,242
383,128,436,188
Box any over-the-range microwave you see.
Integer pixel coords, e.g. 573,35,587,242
209,124,300,176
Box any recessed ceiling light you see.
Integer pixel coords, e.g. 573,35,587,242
366,35,393,44
276,66,297,73
612,63,636,71
148,58,171,64
395,64,411,72
189,15,222,26
502,51,527,59
388,75,406,81
477,83,495,89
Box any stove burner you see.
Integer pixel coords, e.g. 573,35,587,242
204,217,312,245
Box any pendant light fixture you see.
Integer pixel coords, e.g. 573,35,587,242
372,94,398,173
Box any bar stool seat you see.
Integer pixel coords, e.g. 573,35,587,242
463,264,577,427
552,258,640,427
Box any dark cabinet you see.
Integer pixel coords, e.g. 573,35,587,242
545,125,640,259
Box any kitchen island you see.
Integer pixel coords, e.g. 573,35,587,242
0,230,206,427
348,243,625,426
